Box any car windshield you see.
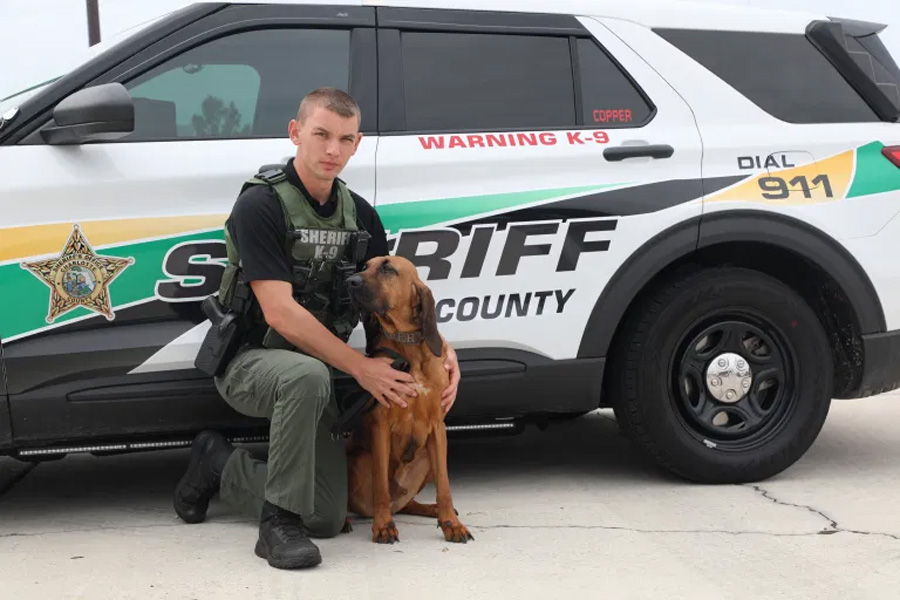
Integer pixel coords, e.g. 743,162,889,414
0,79,58,116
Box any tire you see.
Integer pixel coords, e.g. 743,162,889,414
607,266,832,484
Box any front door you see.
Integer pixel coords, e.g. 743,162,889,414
0,5,377,445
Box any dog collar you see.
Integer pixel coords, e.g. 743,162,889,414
384,330,423,344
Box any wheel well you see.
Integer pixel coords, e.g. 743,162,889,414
600,241,864,404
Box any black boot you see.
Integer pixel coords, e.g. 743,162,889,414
173,430,234,524
255,501,322,570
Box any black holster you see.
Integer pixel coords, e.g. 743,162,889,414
194,295,246,377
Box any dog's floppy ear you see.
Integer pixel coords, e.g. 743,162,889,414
412,282,443,357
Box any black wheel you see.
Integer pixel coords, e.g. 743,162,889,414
607,266,832,484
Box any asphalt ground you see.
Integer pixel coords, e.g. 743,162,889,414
1,392,899,600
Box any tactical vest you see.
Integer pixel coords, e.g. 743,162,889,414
218,168,363,349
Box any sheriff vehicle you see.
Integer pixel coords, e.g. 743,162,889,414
1,0,899,484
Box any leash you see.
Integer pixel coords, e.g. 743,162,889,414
330,347,411,441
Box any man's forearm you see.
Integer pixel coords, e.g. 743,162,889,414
269,301,364,377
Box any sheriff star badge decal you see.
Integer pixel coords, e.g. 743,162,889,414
21,224,135,323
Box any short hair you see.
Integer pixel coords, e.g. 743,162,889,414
296,87,361,124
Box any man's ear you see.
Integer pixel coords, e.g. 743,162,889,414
412,283,442,357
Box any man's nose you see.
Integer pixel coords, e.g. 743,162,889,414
346,274,364,289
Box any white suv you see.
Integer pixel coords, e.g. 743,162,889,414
1,0,899,484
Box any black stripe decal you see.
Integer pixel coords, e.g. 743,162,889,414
3,300,201,394
454,176,746,232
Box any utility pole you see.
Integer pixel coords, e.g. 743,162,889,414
86,0,101,46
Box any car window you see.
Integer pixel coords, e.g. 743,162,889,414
844,33,900,111
655,29,880,124
121,28,351,141
577,39,654,127
399,31,576,132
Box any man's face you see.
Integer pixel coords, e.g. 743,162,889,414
288,105,362,181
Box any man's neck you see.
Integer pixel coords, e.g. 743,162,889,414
294,160,333,205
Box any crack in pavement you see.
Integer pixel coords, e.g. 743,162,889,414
746,484,900,542
368,518,900,540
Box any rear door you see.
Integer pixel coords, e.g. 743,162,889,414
370,8,704,415
0,4,377,447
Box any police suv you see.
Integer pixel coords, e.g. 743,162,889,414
1,0,899,484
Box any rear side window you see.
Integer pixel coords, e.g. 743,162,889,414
397,31,654,132
844,33,900,110
577,39,654,127
122,28,351,141
400,32,575,131
656,29,880,124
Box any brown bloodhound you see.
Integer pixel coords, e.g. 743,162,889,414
344,255,473,544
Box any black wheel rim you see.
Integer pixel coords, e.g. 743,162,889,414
669,311,797,451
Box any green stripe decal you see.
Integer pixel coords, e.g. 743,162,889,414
848,141,900,199
376,184,622,232
1,184,623,341
0,229,224,340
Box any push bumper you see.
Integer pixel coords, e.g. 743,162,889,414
842,329,900,398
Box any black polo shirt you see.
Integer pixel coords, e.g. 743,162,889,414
225,158,389,284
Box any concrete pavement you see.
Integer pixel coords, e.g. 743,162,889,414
2,393,900,600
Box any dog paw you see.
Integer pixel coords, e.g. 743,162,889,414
341,518,353,534
439,519,474,543
372,520,400,544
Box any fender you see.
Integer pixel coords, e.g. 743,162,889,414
577,210,886,359
698,210,885,334
577,216,701,359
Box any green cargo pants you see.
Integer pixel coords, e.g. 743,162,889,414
213,347,347,538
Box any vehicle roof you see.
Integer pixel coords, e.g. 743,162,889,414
210,0,829,32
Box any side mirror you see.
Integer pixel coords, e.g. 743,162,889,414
40,82,134,145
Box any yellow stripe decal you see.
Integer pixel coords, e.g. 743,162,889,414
0,214,229,263
706,149,854,206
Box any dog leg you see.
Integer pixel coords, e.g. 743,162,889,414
397,500,440,518
425,423,473,543
371,419,399,544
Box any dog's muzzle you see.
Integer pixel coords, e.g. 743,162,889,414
346,274,374,312
345,274,364,291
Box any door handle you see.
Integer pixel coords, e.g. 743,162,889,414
603,144,674,162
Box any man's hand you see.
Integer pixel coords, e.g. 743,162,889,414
251,280,414,410
352,356,418,409
441,344,460,415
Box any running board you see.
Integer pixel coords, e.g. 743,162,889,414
14,422,521,458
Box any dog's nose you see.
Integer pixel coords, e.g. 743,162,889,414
346,274,364,289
